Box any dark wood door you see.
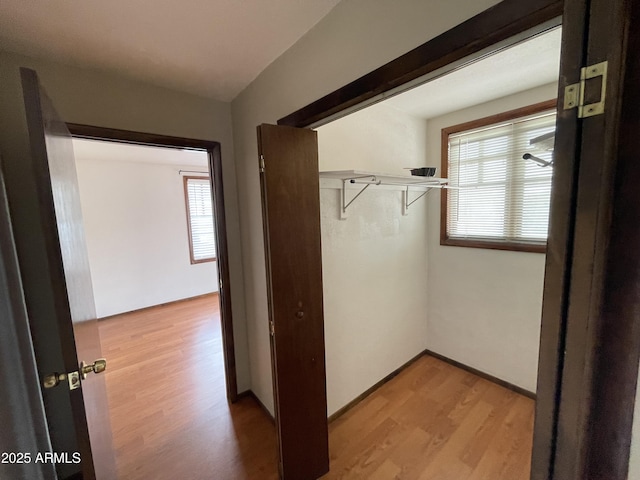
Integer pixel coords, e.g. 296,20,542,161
19,68,116,479
533,0,640,478
257,124,329,480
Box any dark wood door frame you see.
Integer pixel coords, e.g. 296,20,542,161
551,0,640,478
275,0,640,478
278,0,563,128
66,123,239,402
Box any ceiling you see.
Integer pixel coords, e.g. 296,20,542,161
0,0,341,101
382,27,562,119
72,138,209,168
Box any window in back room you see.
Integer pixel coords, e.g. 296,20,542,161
184,176,217,264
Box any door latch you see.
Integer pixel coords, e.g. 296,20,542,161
43,358,107,390
43,371,81,391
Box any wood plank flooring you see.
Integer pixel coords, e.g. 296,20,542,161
323,356,534,480
98,294,279,480
99,295,534,479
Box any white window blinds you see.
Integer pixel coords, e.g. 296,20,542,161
446,110,556,246
185,177,216,263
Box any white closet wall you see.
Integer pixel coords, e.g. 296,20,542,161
318,102,430,416
318,82,557,412
425,82,558,392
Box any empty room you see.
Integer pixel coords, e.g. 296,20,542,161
71,137,276,478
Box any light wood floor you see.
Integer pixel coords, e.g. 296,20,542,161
323,357,534,480
98,294,279,480
99,295,534,480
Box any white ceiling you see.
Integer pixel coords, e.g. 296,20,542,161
72,138,209,168
0,0,341,101
383,27,562,119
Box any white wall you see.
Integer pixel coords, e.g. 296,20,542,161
75,154,219,318
425,83,558,392
318,103,429,415
232,0,501,415
317,84,558,412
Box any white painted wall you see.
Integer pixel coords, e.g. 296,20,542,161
318,103,429,415
425,83,558,392
318,84,558,411
232,0,501,415
75,153,219,318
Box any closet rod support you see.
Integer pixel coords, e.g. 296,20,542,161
403,187,434,216
341,176,379,219
406,188,431,208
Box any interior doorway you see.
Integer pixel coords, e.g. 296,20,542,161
67,125,238,400
67,127,256,478
310,25,561,479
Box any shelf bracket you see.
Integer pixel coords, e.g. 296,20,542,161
402,187,433,216
341,175,379,220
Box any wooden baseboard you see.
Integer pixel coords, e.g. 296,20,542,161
326,348,536,425
237,389,275,424
424,349,536,400
98,292,219,321
327,350,426,423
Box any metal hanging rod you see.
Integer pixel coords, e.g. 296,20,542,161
178,170,209,175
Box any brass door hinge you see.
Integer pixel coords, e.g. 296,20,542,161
564,61,608,118
260,155,265,173
269,320,275,336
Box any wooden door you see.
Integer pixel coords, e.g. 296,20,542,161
532,0,640,478
18,68,116,479
257,124,329,480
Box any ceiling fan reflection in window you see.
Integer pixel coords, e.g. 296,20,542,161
523,131,554,167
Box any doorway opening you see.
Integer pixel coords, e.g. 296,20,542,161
311,25,561,478
67,126,238,396
67,127,276,478
257,1,572,477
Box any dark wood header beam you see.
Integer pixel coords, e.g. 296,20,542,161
278,0,563,128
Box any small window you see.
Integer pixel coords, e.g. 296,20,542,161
442,100,557,253
183,176,216,264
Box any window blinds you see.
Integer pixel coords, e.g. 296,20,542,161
186,178,216,261
446,110,556,245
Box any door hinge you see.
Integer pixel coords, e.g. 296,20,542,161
260,155,265,173
564,61,608,118
269,320,275,336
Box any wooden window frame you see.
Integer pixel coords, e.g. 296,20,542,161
440,99,557,254
183,175,217,264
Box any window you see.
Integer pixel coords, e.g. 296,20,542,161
441,100,557,253
184,176,216,263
